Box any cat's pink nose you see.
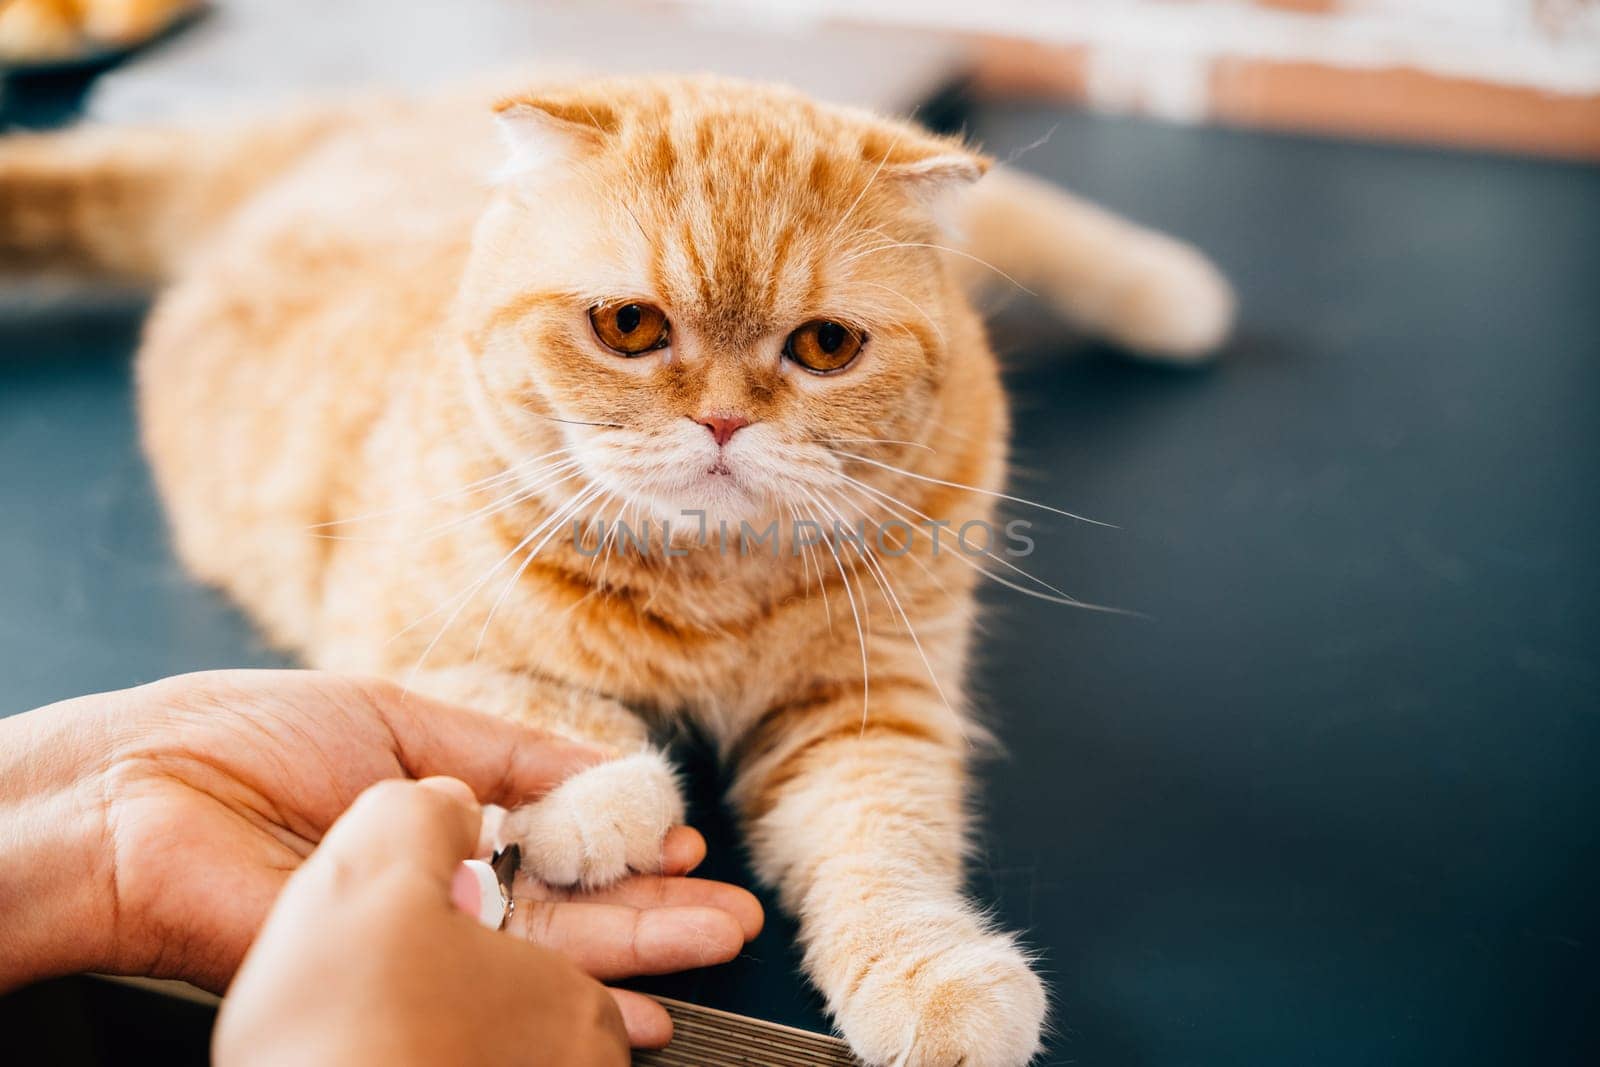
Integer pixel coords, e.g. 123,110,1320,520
696,413,750,447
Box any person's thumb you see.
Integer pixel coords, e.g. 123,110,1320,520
311,776,483,893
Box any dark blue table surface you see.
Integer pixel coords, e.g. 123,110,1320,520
3,94,1597,1065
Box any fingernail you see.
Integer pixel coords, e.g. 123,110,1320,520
477,804,509,856
453,860,505,929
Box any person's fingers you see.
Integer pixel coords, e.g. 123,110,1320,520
661,825,705,875
608,988,673,1049
354,678,611,807
313,777,481,888
507,900,746,980
525,875,764,941
501,826,706,888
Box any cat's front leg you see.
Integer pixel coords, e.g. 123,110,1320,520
731,686,1046,1067
408,666,683,889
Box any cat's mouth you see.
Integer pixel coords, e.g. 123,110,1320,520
659,452,771,524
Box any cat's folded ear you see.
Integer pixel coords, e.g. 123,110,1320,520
493,95,620,178
888,150,991,199
874,132,993,230
863,126,992,213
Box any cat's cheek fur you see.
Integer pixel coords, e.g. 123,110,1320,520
504,749,685,888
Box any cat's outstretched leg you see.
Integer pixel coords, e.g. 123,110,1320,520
0,107,351,281
731,682,1046,1067
407,666,682,889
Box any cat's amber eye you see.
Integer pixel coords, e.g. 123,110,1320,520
784,320,864,374
589,302,670,356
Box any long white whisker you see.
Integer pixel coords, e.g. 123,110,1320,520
826,135,900,246
834,450,1116,529
470,484,606,661
815,435,937,454
554,489,635,632
442,457,582,522
856,279,946,347
414,457,583,541
305,455,551,530
837,481,953,600
308,458,578,545
800,488,870,730
813,488,955,721
840,471,1138,616
592,485,639,591
387,469,587,648
787,499,833,634
843,240,1036,297
605,489,637,587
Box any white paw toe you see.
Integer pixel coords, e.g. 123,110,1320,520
504,750,683,889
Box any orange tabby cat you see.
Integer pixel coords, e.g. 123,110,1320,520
1,74,1231,1065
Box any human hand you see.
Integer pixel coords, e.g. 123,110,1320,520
214,776,630,1066
0,670,760,1045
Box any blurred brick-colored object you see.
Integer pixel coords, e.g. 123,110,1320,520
962,0,1600,160
689,0,1600,159
1210,57,1600,159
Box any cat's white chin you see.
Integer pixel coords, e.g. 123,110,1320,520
657,469,772,528
580,466,773,538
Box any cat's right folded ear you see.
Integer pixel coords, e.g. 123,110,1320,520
492,95,619,179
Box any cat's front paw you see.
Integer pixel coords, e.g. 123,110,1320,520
833,914,1046,1067
504,749,684,889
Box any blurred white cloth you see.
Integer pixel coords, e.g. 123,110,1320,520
87,0,965,122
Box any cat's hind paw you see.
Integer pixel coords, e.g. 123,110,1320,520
504,749,684,889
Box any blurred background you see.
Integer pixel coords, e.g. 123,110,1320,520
2,3,1597,1066
3,0,1598,157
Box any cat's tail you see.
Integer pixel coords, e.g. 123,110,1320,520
0,107,348,282
957,166,1235,360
